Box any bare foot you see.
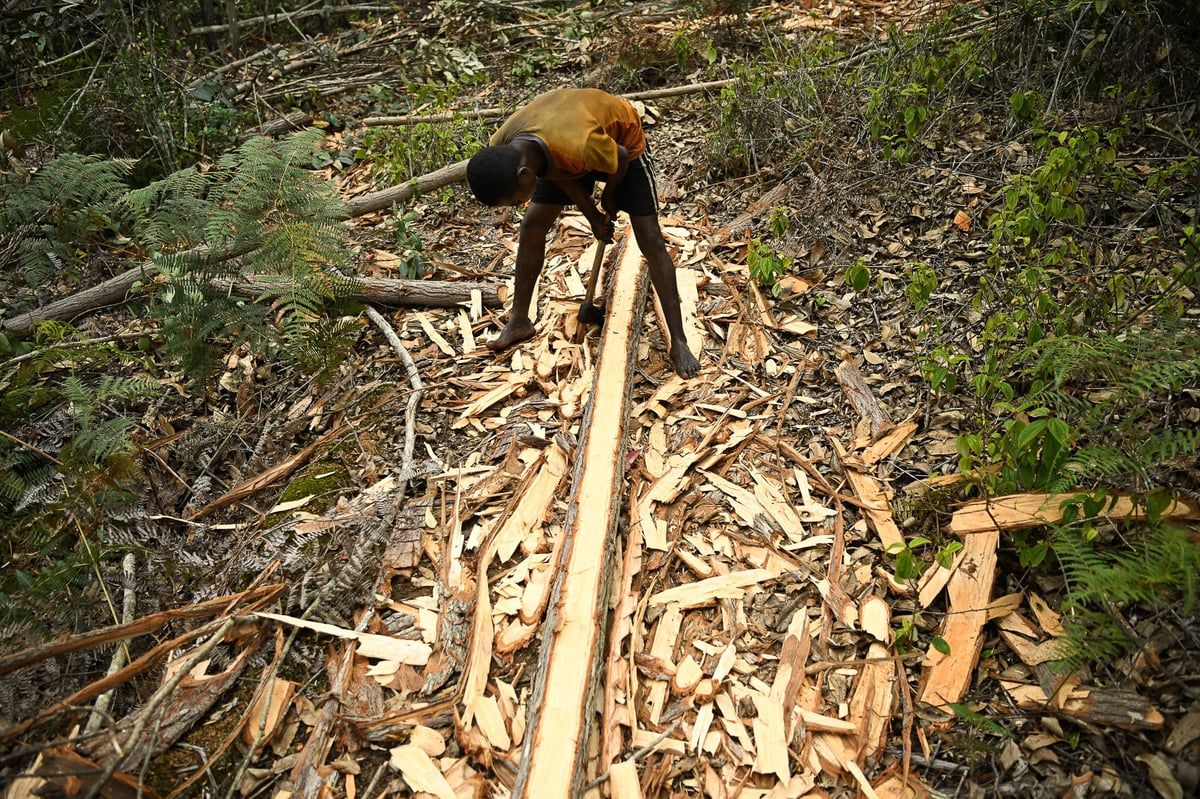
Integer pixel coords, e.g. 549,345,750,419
487,317,537,351
671,343,701,377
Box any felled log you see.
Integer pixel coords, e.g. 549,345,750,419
2,261,498,334
510,229,651,798
1,159,478,334
225,274,502,309
341,159,468,218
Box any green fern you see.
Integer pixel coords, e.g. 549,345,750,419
1051,519,1200,673
4,131,359,380
1015,323,1200,488
130,129,357,380
0,327,154,508
0,154,134,300
122,165,210,252
0,329,155,628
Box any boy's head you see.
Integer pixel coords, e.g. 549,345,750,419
467,144,536,207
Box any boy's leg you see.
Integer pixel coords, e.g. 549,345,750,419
489,201,563,351
629,214,700,377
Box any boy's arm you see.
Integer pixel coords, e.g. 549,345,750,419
552,177,615,242
599,145,630,219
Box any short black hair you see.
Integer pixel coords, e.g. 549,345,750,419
467,145,522,206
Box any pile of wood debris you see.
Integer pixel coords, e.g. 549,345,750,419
5,200,1193,799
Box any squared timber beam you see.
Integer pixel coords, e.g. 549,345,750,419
512,230,650,798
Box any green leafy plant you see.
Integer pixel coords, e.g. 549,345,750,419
746,208,793,293
844,259,871,292
947,702,1015,738
889,535,964,582
124,130,359,380
0,154,135,306
904,262,938,313
383,208,429,280
0,325,156,628
704,54,826,178
864,16,984,162
671,30,718,69
364,118,485,186
1048,494,1200,672
920,344,970,395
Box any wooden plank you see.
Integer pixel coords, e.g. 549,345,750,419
648,569,777,609
848,596,894,760
609,759,644,799
843,468,904,551
917,528,999,709
951,491,1200,535
646,603,684,725
512,229,651,799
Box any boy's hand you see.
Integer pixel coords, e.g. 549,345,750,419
588,207,614,243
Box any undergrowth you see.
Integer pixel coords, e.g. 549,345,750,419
0,323,155,629
696,0,1200,677
0,129,363,628
888,0,1200,674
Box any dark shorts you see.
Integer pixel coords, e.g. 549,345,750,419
531,149,659,216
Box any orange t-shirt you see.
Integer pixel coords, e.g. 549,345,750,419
489,88,646,179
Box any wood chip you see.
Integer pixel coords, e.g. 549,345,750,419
917,529,999,709
388,744,456,799
253,612,431,665
950,492,1200,535
609,759,644,799
751,691,790,782
242,678,295,745
649,569,777,609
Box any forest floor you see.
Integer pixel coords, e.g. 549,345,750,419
3,2,1199,799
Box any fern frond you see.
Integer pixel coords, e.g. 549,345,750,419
1067,445,1141,483
1050,521,1200,671
69,417,138,463
122,165,209,252
0,154,133,228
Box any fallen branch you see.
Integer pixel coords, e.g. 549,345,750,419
951,491,1200,534
364,305,424,475
0,583,284,677
0,242,236,334
2,263,498,334
84,552,138,735
0,616,238,743
359,80,738,127
81,618,239,799
341,159,469,217
185,4,392,36
227,274,501,311
2,159,486,334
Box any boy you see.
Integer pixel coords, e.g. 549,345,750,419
466,87,700,377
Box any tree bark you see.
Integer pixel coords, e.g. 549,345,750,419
2,257,499,334
227,275,501,309
2,250,199,334
359,80,740,128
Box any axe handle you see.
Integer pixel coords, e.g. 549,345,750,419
581,236,607,306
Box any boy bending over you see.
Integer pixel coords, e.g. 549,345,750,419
466,88,700,377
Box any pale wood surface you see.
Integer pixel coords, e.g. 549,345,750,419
513,228,650,798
